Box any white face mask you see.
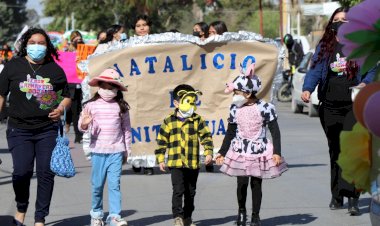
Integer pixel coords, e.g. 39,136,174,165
232,95,248,107
179,107,194,118
98,88,117,101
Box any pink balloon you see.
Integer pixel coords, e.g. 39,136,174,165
364,91,380,137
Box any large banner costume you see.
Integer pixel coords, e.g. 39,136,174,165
84,32,279,167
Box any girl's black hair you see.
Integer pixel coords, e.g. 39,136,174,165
209,21,228,35
131,15,152,30
17,27,59,61
100,24,123,44
312,7,357,79
83,83,130,117
312,7,349,67
194,22,209,38
97,30,106,40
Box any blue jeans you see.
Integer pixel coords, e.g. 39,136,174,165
6,124,58,223
90,152,123,221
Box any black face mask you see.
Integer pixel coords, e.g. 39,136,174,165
193,31,201,37
331,21,344,32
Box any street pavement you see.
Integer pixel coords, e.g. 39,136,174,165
0,102,372,226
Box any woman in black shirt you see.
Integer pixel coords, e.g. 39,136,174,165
0,28,71,226
301,7,376,216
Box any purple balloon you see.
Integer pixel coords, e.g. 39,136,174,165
364,91,380,137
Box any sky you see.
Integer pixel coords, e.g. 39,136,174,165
26,0,43,15
26,0,53,26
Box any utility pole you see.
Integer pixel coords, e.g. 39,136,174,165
71,12,75,31
280,0,283,43
65,17,69,32
259,0,264,36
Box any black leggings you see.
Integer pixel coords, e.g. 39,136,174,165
237,176,262,214
319,104,359,200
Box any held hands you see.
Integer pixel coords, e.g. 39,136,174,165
301,91,311,103
214,153,225,165
80,108,92,130
204,154,213,165
159,162,166,172
273,154,282,166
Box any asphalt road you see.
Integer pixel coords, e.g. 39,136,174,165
0,102,372,226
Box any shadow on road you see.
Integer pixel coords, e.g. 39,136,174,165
0,148,9,153
195,215,236,226
128,213,172,226
0,215,14,225
46,210,136,226
122,165,223,176
262,213,317,225
287,163,327,168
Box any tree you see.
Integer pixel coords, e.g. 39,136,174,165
0,0,28,42
338,0,362,7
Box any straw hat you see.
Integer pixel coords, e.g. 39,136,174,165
88,68,128,91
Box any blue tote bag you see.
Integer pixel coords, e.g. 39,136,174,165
50,108,76,178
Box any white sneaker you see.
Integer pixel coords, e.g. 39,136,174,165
91,218,104,226
173,217,184,226
109,217,128,226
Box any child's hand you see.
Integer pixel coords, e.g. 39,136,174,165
214,153,224,165
273,154,281,166
159,162,166,172
80,108,92,129
204,154,213,165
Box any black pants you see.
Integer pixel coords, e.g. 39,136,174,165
7,124,57,223
237,176,262,214
171,167,199,219
68,84,83,142
319,104,359,201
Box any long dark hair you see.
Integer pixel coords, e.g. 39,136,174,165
100,24,123,44
83,87,130,117
131,15,152,30
17,28,59,61
209,21,228,35
194,22,209,38
312,7,358,79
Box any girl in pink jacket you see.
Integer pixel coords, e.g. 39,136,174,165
79,68,131,226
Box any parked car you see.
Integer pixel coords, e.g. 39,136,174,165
291,50,319,117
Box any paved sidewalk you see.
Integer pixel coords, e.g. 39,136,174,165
0,103,371,226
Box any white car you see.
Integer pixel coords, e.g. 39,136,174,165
291,50,319,117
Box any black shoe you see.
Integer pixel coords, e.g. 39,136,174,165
144,167,154,175
250,213,261,226
132,166,141,173
12,218,25,226
236,209,247,226
205,164,214,172
329,198,343,210
348,198,360,215
74,135,83,143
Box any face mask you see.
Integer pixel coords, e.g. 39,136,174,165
179,107,194,118
27,44,47,62
331,21,344,32
193,31,201,37
232,95,248,108
98,88,118,101
120,33,127,41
